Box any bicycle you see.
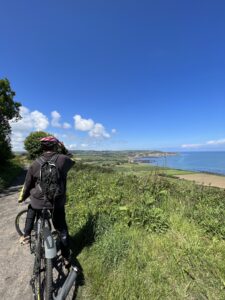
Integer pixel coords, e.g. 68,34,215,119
15,207,57,300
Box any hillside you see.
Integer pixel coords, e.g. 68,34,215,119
65,156,225,299
2,152,225,299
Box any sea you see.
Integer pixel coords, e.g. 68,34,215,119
139,152,225,175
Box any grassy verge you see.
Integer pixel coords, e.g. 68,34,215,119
0,156,24,192
66,162,225,299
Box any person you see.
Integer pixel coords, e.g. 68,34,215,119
18,136,74,263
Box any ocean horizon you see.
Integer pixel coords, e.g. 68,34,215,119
140,151,225,175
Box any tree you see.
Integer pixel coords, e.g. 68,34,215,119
0,78,21,163
24,131,70,159
24,131,52,159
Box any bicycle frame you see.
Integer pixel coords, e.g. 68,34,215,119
36,209,57,259
30,208,57,299
53,266,78,300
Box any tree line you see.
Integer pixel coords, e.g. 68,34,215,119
0,78,21,164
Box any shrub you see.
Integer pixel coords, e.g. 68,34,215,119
24,131,52,159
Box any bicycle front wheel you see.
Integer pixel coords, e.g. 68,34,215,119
33,258,53,300
32,237,53,300
42,258,53,300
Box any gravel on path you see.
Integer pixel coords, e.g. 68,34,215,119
0,171,33,300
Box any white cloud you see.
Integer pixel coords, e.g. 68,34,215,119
73,114,111,139
181,143,203,149
89,123,110,138
63,122,71,129
10,106,49,132
181,137,225,149
10,107,33,132
51,111,61,127
112,129,117,134
68,144,77,149
10,108,115,150
81,143,88,148
10,132,25,150
9,106,49,150
206,139,225,145
31,110,49,131
73,115,94,131
51,111,71,129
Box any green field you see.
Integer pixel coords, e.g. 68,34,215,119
73,150,194,176
65,152,225,299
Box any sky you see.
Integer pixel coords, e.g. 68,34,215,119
1,0,225,151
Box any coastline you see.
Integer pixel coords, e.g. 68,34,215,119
134,151,225,177
131,160,225,189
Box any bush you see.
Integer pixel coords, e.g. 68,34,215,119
24,131,71,159
24,131,51,159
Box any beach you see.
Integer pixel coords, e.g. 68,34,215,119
176,173,225,189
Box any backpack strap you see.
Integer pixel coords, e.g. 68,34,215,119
49,154,59,164
35,157,47,191
36,154,59,165
36,156,47,166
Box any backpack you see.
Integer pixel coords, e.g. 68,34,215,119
36,154,63,202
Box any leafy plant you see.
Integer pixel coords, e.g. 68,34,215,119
0,78,21,163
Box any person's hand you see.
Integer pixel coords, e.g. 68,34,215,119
18,186,24,203
18,198,24,204
58,140,64,148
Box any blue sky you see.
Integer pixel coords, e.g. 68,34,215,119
1,0,225,151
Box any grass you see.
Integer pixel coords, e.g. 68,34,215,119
0,156,24,192
160,168,195,176
65,160,225,299
73,216,225,299
113,162,194,177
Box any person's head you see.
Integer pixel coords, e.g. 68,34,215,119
39,136,60,152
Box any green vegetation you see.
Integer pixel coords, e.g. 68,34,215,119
24,131,53,159
73,150,129,166
0,78,21,163
24,131,71,159
113,162,193,176
0,157,24,192
0,78,23,191
65,153,225,299
73,151,192,176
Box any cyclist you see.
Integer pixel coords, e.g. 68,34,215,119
18,136,74,264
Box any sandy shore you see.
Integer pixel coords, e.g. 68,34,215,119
176,173,225,189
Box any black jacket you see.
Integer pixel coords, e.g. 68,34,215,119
20,152,74,209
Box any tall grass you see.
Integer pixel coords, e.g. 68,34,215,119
66,163,225,299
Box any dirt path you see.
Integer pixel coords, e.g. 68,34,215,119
0,171,33,300
0,171,79,300
176,173,225,189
